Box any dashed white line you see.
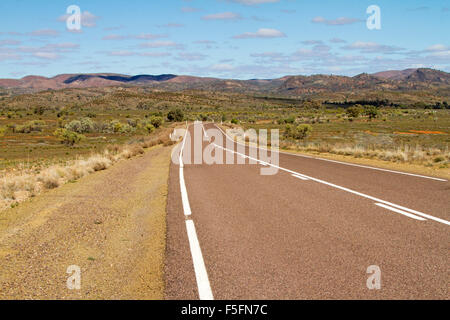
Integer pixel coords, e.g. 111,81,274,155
292,173,310,181
213,143,450,226
213,124,447,182
375,203,426,221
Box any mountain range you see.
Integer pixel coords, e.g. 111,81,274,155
1,68,449,96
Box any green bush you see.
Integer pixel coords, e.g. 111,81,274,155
0,126,6,137
53,128,85,146
65,117,95,133
364,105,379,120
285,124,313,140
231,118,239,124
145,123,155,134
16,120,46,133
149,116,163,128
167,109,184,122
346,105,362,118
119,123,134,134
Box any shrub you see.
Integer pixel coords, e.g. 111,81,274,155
34,106,45,115
167,109,184,122
16,120,46,133
231,118,239,124
38,169,61,189
54,128,85,146
364,105,379,120
149,116,163,128
346,105,362,118
86,156,112,171
65,120,82,133
65,117,95,133
285,124,313,140
119,123,134,134
0,126,6,137
145,123,155,134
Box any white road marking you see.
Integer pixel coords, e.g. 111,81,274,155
213,124,447,182
375,203,426,221
179,128,191,215
185,220,214,300
213,143,450,226
179,123,214,300
292,174,310,181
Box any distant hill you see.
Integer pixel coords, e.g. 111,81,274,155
373,68,450,84
0,68,449,96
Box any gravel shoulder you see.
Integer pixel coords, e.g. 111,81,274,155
0,145,172,299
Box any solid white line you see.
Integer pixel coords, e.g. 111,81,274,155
179,123,214,300
179,127,191,215
292,174,309,181
213,143,450,226
214,124,447,182
185,220,214,300
179,167,192,216
375,203,426,221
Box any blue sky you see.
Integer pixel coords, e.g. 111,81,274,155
0,0,449,79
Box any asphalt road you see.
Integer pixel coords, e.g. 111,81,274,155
165,122,449,300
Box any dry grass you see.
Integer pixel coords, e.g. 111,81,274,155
281,141,450,167
0,128,175,211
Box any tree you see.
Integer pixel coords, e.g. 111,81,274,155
167,109,184,122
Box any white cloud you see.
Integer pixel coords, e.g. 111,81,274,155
135,33,167,40
28,29,59,37
176,52,208,61
426,44,449,52
140,52,171,57
33,52,60,60
0,39,21,46
158,23,185,28
102,34,127,40
343,42,404,54
329,38,346,43
181,7,201,13
202,12,242,20
140,41,179,48
108,51,135,56
234,28,286,39
0,52,21,61
58,11,100,28
227,0,279,5
312,16,363,26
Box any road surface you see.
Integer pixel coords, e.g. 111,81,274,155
165,122,449,300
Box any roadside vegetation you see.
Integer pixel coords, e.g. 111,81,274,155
0,86,449,194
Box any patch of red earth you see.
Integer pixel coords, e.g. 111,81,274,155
409,130,446,135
